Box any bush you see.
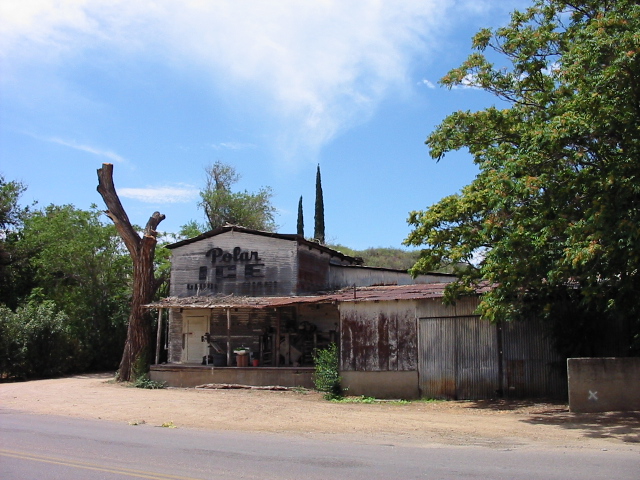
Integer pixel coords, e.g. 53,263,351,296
312,343,342,399
0,300,76,380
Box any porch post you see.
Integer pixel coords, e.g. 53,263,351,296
154,308,163,365
275,308,281,367
226,308,232,366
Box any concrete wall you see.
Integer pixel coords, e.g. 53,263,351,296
340,371,419,399
150,365,314,389
568,357,640,413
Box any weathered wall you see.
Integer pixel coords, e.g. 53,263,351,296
501,320,566,399
340,371,419,399
416,297,565,400
339,301,417,372
167,309,183,363
419,315,499,400
150,365,314,388
169,231,298,297
328,265,456,289
568,357,640,413
415,295,479,318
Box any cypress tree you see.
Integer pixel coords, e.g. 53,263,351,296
314,165,325,243
297,196,304,237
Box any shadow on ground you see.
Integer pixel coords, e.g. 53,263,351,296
466,399,640,444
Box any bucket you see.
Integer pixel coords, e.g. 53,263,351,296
212,353,227,367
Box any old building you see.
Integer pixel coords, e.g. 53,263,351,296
150,225,565,399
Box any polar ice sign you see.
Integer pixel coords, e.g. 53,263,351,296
185,246,276,294
206,247,261,264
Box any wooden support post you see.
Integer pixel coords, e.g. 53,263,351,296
154,308,163,365
226,308,232,367
275,308,281,367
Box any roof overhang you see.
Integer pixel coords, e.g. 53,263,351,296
145,283,489,310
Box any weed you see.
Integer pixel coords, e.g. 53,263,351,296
160,421,176,428
132,375,166,389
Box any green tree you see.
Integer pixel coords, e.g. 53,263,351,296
199,161,276,232
20,204,132,370
177,220,206,239
314,165,325,243
405,0,640,355
0,175,33,309
297,196,304,237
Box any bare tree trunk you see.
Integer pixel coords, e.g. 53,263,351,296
97,163,165,382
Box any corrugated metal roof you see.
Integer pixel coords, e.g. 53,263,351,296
147,283,490,309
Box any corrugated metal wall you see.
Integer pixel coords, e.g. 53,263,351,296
419,316,499,400
418,315,566,400
501,320,567,399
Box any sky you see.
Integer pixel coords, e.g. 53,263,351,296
0,0,528,250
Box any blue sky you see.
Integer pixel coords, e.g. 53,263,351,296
1,0,527,250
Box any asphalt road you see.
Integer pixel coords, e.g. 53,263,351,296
1,410,638,480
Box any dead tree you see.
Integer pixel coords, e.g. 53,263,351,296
97,163,165,382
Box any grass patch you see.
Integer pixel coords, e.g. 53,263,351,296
330,395,410,405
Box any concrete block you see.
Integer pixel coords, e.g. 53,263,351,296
567,357,640,413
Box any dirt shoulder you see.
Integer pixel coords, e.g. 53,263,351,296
1,373,639,451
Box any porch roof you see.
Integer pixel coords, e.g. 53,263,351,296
147,282,489,310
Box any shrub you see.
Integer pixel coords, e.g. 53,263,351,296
0,300,75,380
312,343,342,400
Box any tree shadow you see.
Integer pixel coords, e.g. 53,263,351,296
465,399,640,444
522,408,640,444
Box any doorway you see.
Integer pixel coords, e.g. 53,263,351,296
183,313,209,363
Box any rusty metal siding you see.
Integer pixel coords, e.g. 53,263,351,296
419,318,456,398
415,295,481,318
169,231,297,297
328,265,457,289
418,316,499,400
501,320,567,399
339,301,417,372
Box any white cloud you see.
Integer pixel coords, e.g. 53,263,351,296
211,142,256,151
449,73,481,89
419,79,437,89
47,137,127,163
1,0,488,161
118,185,199,204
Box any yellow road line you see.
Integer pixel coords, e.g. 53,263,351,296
0,448,206,480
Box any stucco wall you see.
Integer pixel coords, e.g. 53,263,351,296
150,365,314,389
568,357,640,413
340,371,419,399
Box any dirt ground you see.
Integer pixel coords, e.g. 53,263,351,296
1,373,639,451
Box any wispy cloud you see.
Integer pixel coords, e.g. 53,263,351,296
46,137,127,163
211,142,256,151
118,185,199,204
2,0,504,162
419,79,437,89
